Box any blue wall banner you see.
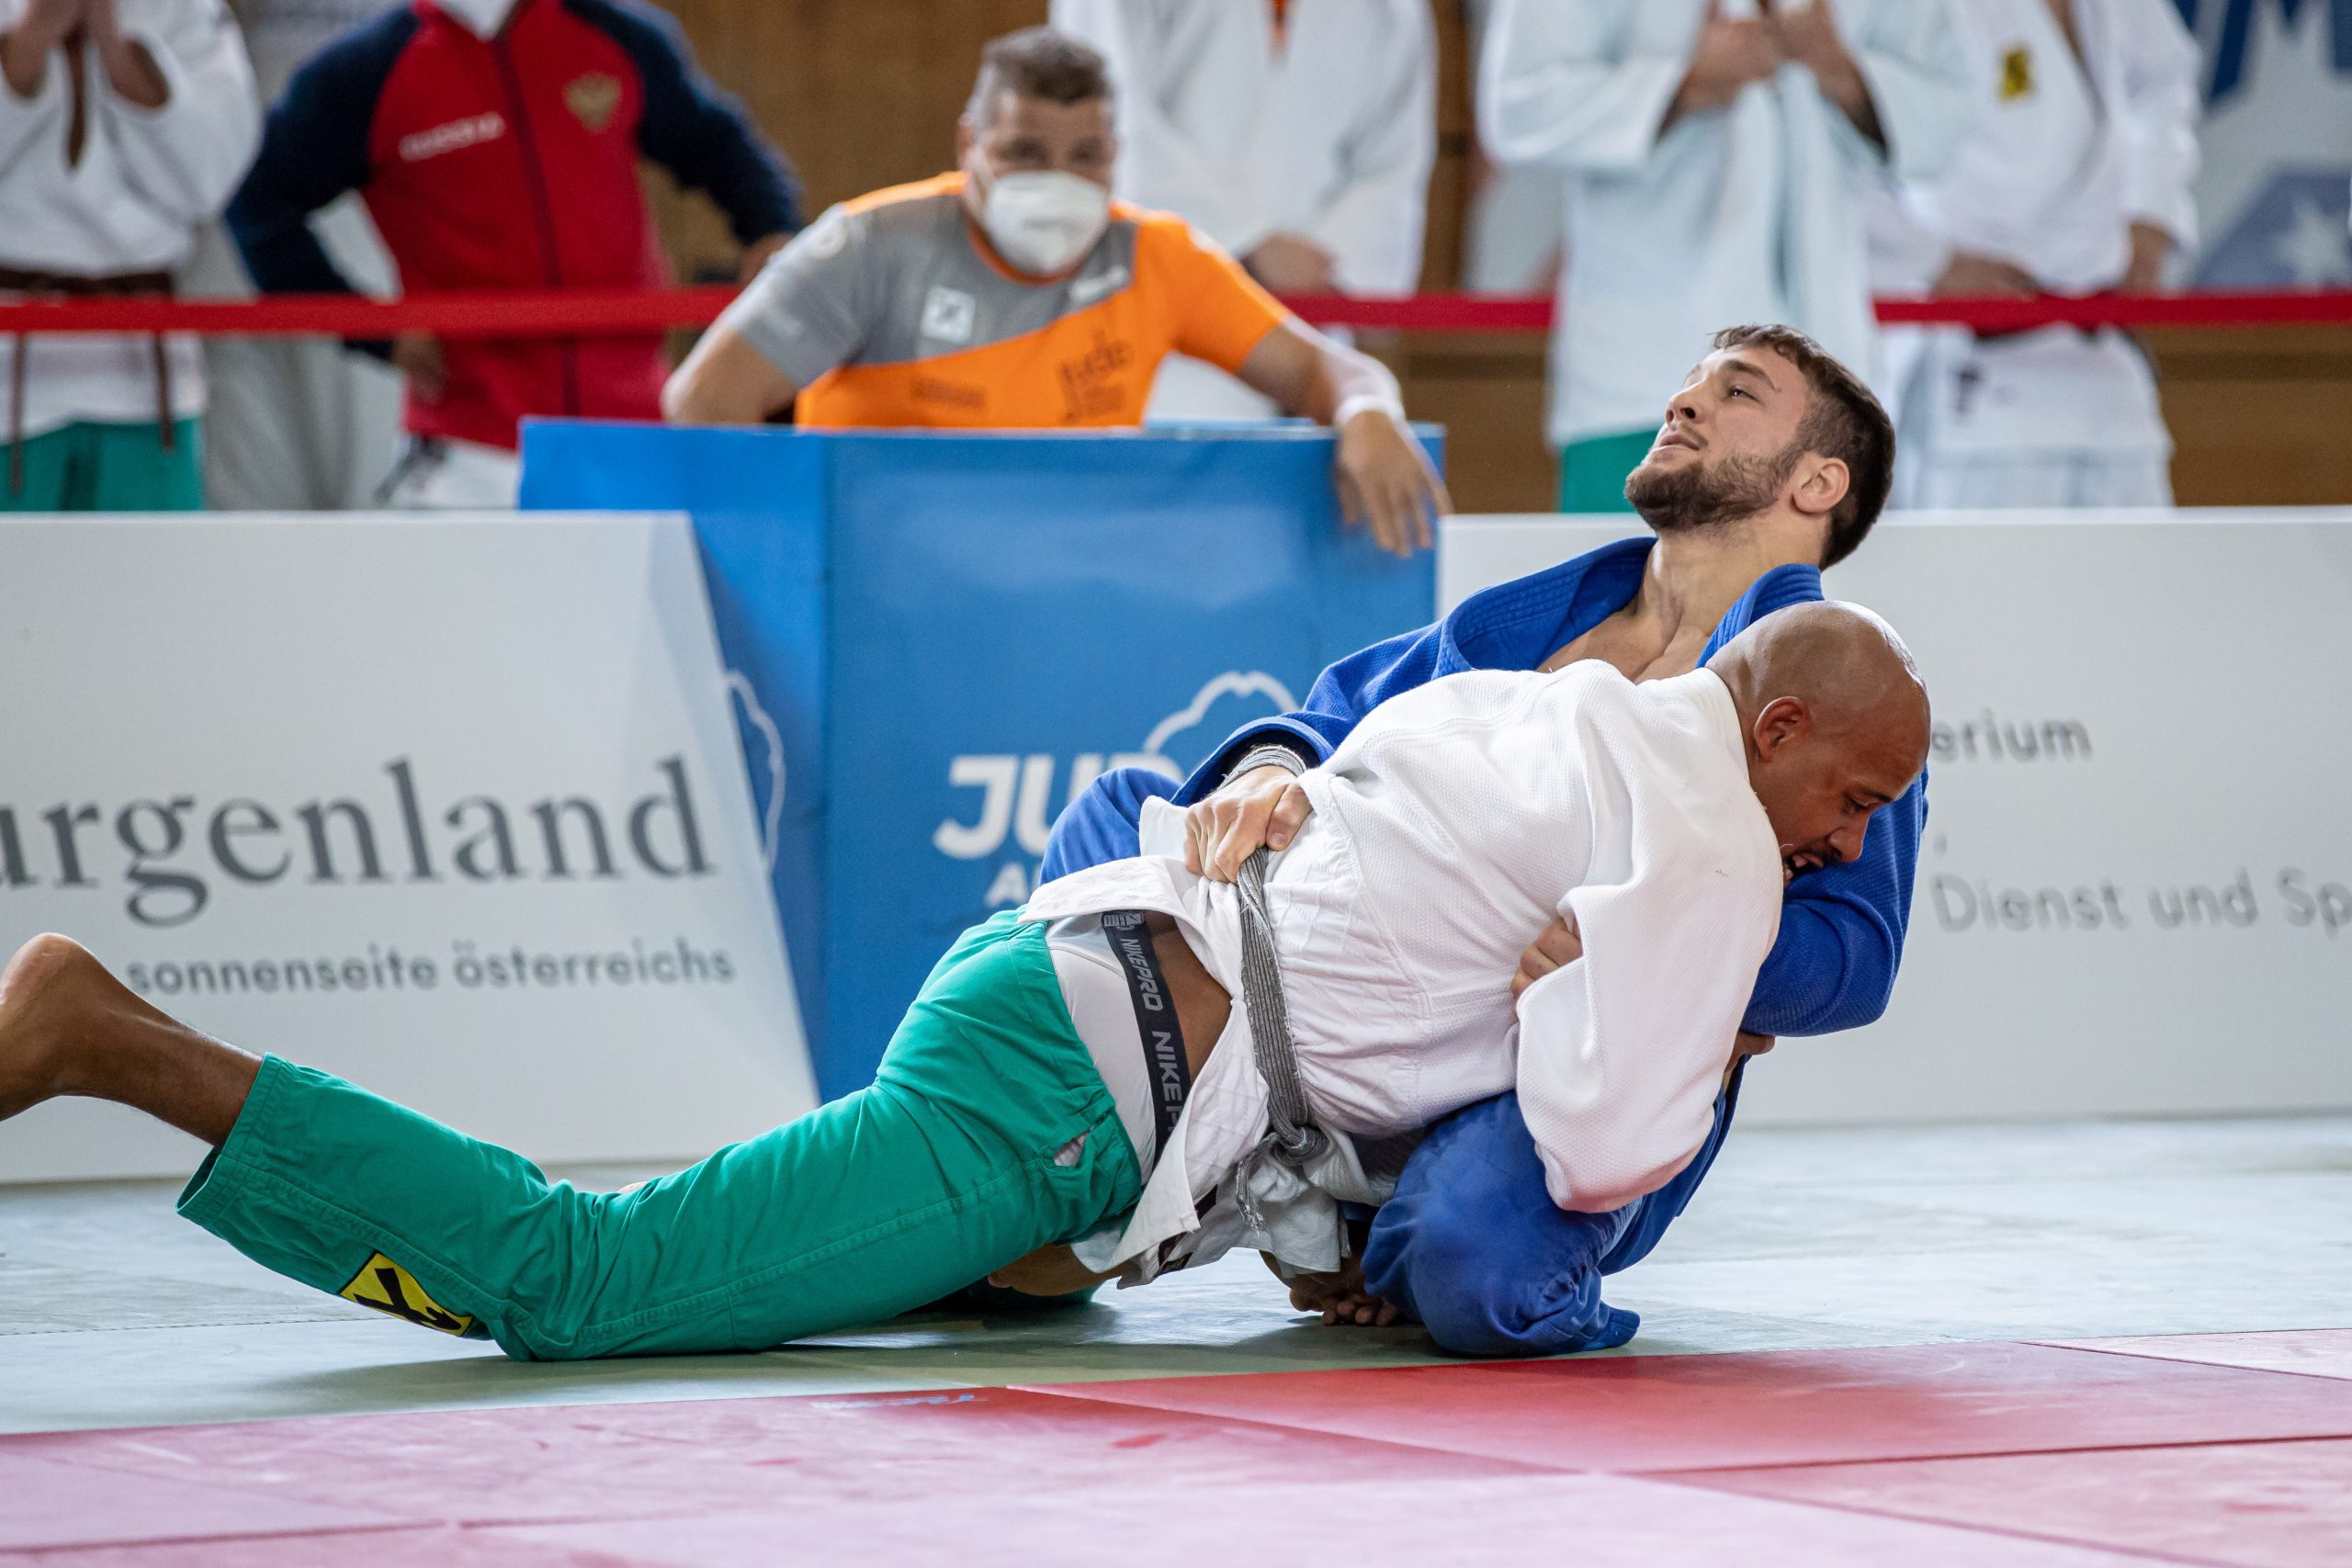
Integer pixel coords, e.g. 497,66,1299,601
522,423,1439,1098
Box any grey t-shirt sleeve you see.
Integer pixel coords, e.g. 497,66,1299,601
713,202,873,388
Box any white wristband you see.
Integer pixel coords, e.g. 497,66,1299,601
1333,392,1406,429
1227,743,1309,783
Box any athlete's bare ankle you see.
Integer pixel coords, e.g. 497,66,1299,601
0,933,111,1113
0,935,260,1141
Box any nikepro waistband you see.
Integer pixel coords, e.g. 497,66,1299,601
1099,910,1192,1156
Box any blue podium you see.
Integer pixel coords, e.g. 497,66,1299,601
522,421,1438,1099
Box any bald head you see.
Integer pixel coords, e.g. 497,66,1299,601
1706,603,1929,880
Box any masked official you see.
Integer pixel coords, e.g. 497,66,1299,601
663,26,1447,557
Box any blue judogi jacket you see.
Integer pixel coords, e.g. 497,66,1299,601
1036,536,1928,1355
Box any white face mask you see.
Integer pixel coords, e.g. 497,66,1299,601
976,165,1111,276
438,0,520,39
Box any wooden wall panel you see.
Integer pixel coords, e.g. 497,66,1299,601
647,0,1049,280
1380,333,1553,513
2151,327,2352,507
1420,0,1468,293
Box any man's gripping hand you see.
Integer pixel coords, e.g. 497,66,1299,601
1510,914,1584,998
1184,764,1315,883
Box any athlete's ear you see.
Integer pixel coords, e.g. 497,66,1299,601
1753,696,1811,758
1790,453,1849,521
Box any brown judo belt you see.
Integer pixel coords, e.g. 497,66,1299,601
0,265,177,496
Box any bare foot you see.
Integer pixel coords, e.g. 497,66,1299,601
0,936,259,1144
0,933,100,1122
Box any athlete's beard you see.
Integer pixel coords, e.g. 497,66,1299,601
1624,438,1802,536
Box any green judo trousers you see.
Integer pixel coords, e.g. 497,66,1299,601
176,913,1144,1359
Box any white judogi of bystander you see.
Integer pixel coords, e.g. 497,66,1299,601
1050,0,1434,420
1871,0,2200,510
1480,0,1973,450
184,0,403,513
1027,663,1784,1281
0,0,256,445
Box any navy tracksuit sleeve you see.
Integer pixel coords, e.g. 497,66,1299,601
574,0,803,243
225,10,413,301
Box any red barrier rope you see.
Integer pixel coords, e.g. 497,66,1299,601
0,287,741,337
0,286,2345,336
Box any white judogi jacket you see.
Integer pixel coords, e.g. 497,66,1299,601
0,0,258,438
1870,0,2200,463
1028,664,1783,1280
1479,0,1973,446
1051,0,1434,419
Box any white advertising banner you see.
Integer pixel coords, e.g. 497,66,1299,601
0,514,814,1182
1442,509,2352,1124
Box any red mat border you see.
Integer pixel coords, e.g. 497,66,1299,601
7,1337,2346,1565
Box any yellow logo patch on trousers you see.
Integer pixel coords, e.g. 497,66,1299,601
1999,45,2034,100
339,1253,474,1336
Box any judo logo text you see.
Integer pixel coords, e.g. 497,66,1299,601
929,671,1298,906
934,753,1170,856
339,1253,475,1336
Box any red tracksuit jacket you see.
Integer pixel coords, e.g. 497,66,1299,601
229,0,799,451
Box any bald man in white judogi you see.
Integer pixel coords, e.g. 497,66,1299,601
1032,662,1790,1283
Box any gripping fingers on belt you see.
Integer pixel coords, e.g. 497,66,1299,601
1267,785,1309,851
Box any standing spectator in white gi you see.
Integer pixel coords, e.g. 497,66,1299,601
0,0,257,510
1480,0,1972,513
1869,0,2199,509
183,0,402,513
1050,0,1434,421
1459,0,1562,298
